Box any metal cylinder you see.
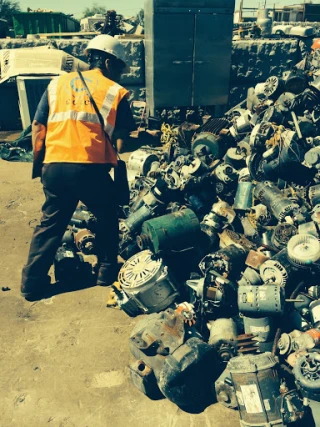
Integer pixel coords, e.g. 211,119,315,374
243,316,274,343
137,209,200,255
120,204,155,234
238,267,263,287
238,285,285,315
257,9,272,37
234,182,254,211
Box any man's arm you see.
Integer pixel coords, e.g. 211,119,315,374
113,97,137,154
32,120,47,159
31,89,49,178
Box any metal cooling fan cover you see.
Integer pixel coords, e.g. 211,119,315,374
260,260,289,287
119,250,162,290
287,234,320,266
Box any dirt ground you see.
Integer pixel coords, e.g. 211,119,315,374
0,144,240,426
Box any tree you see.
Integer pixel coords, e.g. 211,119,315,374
0,0,20,26
82,3,107,18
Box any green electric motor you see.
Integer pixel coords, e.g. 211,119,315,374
137,209,201,255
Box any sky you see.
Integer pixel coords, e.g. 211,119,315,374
19,0,318,19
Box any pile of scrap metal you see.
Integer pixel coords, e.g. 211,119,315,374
114,72,320,423
53,68,320,423
80,10,144,35
53,204,98,285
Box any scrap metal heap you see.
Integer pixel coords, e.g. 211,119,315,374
55,70,320,425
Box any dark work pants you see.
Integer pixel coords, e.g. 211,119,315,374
21,163,118,290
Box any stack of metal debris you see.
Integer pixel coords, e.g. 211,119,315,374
117,72,320,423
57,69,320,423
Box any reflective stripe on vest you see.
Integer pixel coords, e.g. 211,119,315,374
47,77,59,112
99,83,122,138
47,79,122,140
48,111,101,124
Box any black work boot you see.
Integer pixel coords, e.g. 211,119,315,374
96,263,118,287
20,275,53,301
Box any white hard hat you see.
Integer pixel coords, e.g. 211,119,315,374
85,34,127,66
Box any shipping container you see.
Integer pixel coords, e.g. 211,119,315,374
12,12,80,37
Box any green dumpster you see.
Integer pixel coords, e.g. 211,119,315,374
12,12,80,37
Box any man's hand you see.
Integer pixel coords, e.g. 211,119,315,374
113,129,129,154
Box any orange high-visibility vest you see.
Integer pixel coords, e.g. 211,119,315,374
44,69,129,165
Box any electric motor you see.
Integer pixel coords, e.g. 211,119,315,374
260,234,320,289
118,250,179,314
61,229,75,248
278,329,320,357
234,182,254,211
230,110,252,140
119,204,156,235
263,106,286,126
259,249,296,288
128,149,160,177
294,353,320,402
137,209,200,255
238,285,285,316
70,205,97,230
255,181,298,221
129,307,219,407
271,223,297,251
264,76,284,99
199,245,247,279
208,318,238,362
54,244,83,283
250,122,275,151
214,163,238,184
224,147,247,170
215,369,238,409
288,310,312,332
287,234,320,268
74,228,95,255
200,270,238,316
192,132,224,159
285,69,309,95
229,352,304,427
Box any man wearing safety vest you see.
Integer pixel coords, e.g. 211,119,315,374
21,35,136,301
